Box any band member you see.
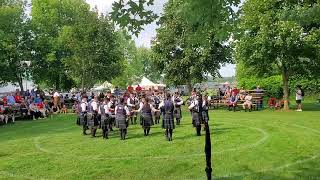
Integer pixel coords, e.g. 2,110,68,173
189,93,202,136
115,98,130,140
89,96,100,137
100,98,110,139
172,92,183,125
202,95,209,130
80,98,88,135
152,92,161,124
134,96,159,136
108,95,116,131
160,93,175,141
127,93,138,125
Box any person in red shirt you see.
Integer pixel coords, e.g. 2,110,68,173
231,87,239,96
135,85,142,92
127,85,134,93
14,93,22,103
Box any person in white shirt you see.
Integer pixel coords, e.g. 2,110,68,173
296,85,303,111
172,92,184,125
80,98,88,135
243,93,253,112
127,93,139,125
134,96,159,136
53,91,60,109
188,93,202,136
115,98,130,140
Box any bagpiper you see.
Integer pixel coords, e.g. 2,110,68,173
115,98,130,140
202,95,210,130
100,98,111,139
172,92,183,125
89,96,100,137
152,92,161,124
127,93,139,125
80,98,88,135
189,92,202,136
135,96,159,136
161,93,175,141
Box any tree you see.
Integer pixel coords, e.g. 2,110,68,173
0,0,33,91
235,0,320,110
151,0,232,91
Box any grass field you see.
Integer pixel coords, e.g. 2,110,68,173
1,100,320,180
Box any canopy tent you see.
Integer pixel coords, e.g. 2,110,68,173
133,77,166,90
93,81,114,92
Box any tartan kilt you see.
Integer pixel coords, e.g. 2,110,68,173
141,113,153,128
79,113,86,126
162,113,175,129
192,112,201,127
174,107,182,119
86,113,96,127
116,115,127,130
153,111,161,118
202,111,209,123
100,115,110,128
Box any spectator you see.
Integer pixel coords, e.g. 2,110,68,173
127,85,134,93
255,86,263,93
228,92,238,112
224,86,231,99
239,87,246,100
34,94,42,104
231,86,240,96
114,86,120,97
61,103,68,114
53,90,60,109
14,93,22,103
296,85,303,112
0,100,8,125
7,93,16,106
136,85,142,93
243,93,253,112
20,100,29,118
29,102,42,120
24,89,30,98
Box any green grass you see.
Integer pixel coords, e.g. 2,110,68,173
1,100,320,180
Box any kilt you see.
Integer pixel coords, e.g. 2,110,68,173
100,115,110,128
192,111,201,127
174,107,182,119
116,115,127,130
202,111,209,123
79,113,87,126
163,112,175,129
87,113,98,127
153,111,161,118
141,113,153,128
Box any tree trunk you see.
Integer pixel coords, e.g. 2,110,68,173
281,67,290,110
187,81,193,96
55,75,60,91
16,73,24,92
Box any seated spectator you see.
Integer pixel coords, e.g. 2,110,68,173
34,94,43,104
20,100,29,118
255,86,263,93
61,103,68,114
37,102,47,118
14,93,22,103
7,93,16,106
224,86,231,99
72,101,78,113
228,92,238,112
5,106,15,123
239,87,246,100
0,101,8,125
29,102,42,120
268,97,277,108
44,100,52,115
231,86,240,96
243,93,253,112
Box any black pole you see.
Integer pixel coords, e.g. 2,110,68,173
199,93,212,180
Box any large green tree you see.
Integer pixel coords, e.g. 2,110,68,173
0,0,33,91
235,0,320,110
151,0,232,90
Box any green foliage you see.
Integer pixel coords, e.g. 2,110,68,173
152,0,232,88
110,0,159,36
0,0,33,91
235,0,320,109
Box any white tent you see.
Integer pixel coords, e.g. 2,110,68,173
93,81,114,91
133,77,166,90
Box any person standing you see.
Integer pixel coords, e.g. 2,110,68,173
127,93,138,125
189,93,202,136
172,92,183,125
296,85,304,112
135,96,159,136
115,98,130,140
152,92,161,124
161,93,175,141
100,98,111,139
53,90,60,110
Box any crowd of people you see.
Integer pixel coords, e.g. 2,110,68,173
76,89,210,141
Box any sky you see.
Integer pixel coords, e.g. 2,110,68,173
86,0,237,77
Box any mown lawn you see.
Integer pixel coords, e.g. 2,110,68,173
1,100,320,180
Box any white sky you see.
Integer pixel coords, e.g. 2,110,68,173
87,0,237,77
